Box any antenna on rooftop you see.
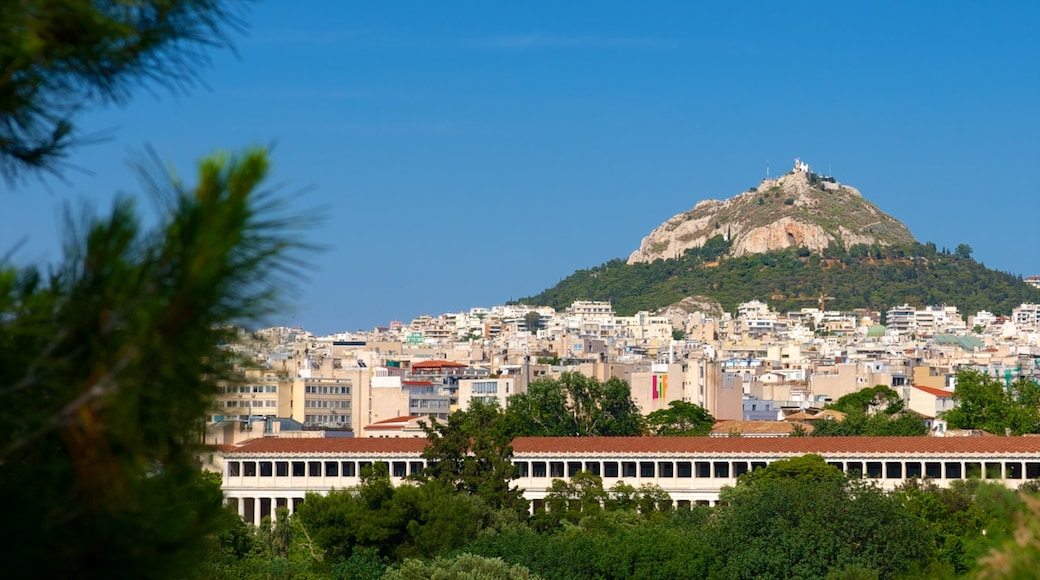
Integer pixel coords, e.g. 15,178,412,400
766,160,770,178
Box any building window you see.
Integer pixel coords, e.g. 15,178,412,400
516,462,529,477
567,462,581,477
622,462,637,478
714,462,730,478
342,462,356,477
325,462,339,477
885,462,902,479
965,462,982,479
228,461,240,476
945,462,962,479
985,463,1002,479
276,461,288,477
584,462,601,476
1007,462,1023,479
292,461,305,477
640,462,655,478
658,462,674,478
242,462,256,477
865,462,882,478
308,461,322,477
695,462,710,478
259,462,272,477
550,462,564,478
925,462,942,479
603,462,619,478
677,462,692,478
905,462,922,479
532,462,547,478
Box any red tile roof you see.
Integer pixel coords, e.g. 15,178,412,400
411,360,468,369
224,436,1040,456
510,436,1040,455
369,415,422,425
913,385,954,398
226,437,428,455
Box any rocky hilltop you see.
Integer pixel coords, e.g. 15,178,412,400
627,160,917,264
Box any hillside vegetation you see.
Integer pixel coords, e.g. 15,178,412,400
519,238,1040,318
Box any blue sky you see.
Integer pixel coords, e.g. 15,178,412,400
3,1,1038,334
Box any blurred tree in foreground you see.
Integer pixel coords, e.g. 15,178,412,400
1,0,248,181
0,147,310,578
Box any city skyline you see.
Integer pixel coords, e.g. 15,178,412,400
2,1,1038,334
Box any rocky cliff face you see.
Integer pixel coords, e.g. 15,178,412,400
627,168,916,264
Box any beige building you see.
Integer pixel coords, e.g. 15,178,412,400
908,385,955,420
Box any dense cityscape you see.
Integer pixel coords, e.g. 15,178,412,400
4,2,1040,579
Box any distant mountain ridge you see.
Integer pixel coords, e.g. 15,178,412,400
628,160,916,264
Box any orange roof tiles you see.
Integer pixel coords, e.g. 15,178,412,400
510,436,1040,455
224,436,1040,456
913,385,954,398
711,421,812,435
411,360,468,369
226,437,428,455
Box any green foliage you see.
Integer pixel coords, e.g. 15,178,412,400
516,242,1040,318
0,0,249,180
294,464,490,564
504,372,644,436
897,479,1032,576
0,148,310,579
645,400,715,436
419,401,528,515
523,311,543,332
811,411,928,437
712,476,935,579
974,494,1040,580
385,553,543,580
827,385,903,415
735,454,845,487
942,370,1040,435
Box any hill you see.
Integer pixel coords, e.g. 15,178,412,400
628,160,916,264
520,241,1040,317
519,160,1039,317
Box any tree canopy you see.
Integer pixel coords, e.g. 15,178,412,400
503,372,644,437
418,401,528,515
645,400,715,436
1,0,248,180
942,370,1040,435
516,241,1040,319
0,147,310,577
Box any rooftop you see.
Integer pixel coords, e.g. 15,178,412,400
223,436,1040,456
